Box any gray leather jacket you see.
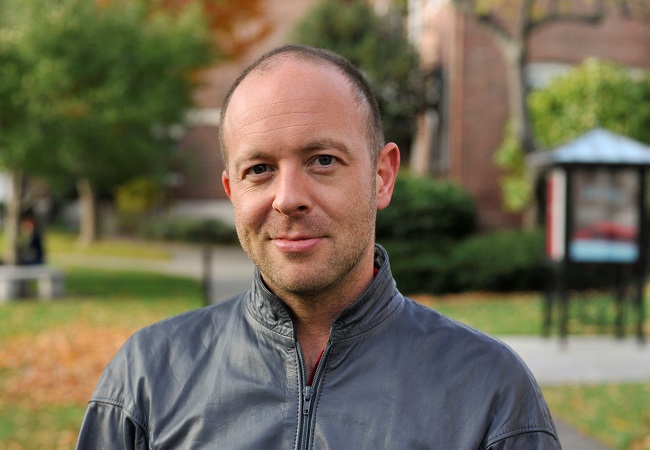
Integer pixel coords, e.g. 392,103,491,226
77,246,560,449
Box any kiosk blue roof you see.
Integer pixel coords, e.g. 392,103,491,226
528,128,650,166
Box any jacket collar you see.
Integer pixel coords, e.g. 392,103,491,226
245,244,403,343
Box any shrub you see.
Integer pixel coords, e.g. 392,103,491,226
376,173,477,294
380,238,456,295
115,177,163,234
143,217,238,245
376,174,477,241
449,229,546,292
529,59,650,148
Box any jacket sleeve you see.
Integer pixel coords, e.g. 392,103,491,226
486,430,562,449
478,338,562,450
76,401,150,450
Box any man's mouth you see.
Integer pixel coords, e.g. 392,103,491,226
272,236,323,253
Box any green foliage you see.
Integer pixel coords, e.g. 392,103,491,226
377,173,477,240
449,229,546,292
494,121,532,212
115,177,165,233
293,0,433,149
376,173,476,294
115,177,162,214
0,0,213,189
0,1,49,173
143,216,238,245
529,58,650,147
380,238,457,294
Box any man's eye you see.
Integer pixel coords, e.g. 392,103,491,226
249,164,268,175
315,155,334,166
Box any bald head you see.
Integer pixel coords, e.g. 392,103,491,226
219,45,384,169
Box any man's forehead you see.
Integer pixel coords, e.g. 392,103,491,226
224,58,357,130
248,55,340,82
233,57,348,103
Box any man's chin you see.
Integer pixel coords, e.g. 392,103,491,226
261,267,333,298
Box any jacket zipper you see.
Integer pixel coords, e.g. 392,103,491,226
302,386,314,415
298,343,331,450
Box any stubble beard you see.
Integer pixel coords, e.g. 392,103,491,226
236,201,377,303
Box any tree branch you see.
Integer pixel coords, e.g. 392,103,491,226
527,0,606,32
617,0,650,21
452,0,512,43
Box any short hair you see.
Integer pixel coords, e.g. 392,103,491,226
219,44,384,168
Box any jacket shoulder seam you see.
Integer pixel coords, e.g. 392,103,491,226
89,396,150,435
484,426,558,448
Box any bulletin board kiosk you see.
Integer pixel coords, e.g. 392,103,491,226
539,129,649,342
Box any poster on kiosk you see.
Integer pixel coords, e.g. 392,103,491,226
546,167,640,263
569,168,639,263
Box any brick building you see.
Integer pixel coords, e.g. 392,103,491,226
408,0,650,229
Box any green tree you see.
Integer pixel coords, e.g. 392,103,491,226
529,59,650,147
293,0,433,151
452,0,650,155
0,0,212,252
153,0,273,58
0,0,56,263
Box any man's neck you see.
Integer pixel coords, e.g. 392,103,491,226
286,286,358,346
274,263,376,381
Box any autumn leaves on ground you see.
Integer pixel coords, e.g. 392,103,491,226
0,268,203,449
0,324,132,449
2,323,135,407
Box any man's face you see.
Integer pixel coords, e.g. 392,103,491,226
221,59,395,301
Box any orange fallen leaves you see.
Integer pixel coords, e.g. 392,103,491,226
630,434,650,450
0,323,136,407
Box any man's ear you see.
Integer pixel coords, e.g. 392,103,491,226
222,170,232,201
376,143,400,211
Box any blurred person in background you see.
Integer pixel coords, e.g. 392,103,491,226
18,212,44,265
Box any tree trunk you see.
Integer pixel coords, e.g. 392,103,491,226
77,177,99,245
493,38,539,227
3,171,24,265
501,40,536,154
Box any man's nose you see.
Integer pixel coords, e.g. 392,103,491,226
272,168,311,216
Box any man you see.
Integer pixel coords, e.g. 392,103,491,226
77,45,560,449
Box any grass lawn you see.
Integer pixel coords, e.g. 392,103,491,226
542,383,650,450
0,232,648,448
45,229,172,260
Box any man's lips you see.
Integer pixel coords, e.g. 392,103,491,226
272,236,323,252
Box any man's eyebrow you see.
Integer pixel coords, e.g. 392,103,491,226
303,138,352,156
232,151,271,174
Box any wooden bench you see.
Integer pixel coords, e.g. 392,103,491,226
0,266,65,303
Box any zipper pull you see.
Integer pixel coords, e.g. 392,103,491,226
302,386,314,415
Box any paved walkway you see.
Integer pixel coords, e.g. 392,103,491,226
53,244,650,449
501,335,650,386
